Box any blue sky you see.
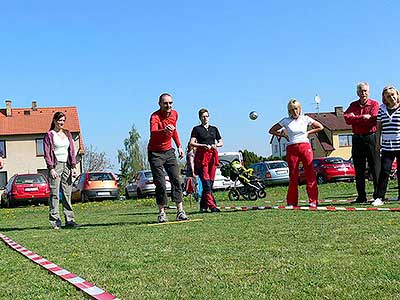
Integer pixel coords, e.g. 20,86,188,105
2,1,400,171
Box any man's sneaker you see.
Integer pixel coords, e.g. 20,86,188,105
158,212,168,223
199,208,208,213
52,224,61,230
210,207,221,213
309,203,318,208
64,221,81,228
176,211,189,221
372,198,384,206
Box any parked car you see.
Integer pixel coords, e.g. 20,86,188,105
250,161,289,185
125,170,171,199
71,172,119,202
1,173,50,208
347,157,398,180
299,157,355,184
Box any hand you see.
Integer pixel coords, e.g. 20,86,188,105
205,144,212,150
211,144,217,149
178,146,184,159
164,124,175,132
349,113,355,117
50,169,58,180
362,114,371,120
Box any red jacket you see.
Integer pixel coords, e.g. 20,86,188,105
344,98,379,134
148,109,181,152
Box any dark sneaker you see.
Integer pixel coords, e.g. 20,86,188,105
158,212,168,223
64,221,81,228
199,208,208,213
52,224,61,230
353,197,367,204
176,211,189,221
210,207,221,213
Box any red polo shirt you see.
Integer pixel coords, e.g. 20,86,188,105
343,98,379,135
148,109,181,152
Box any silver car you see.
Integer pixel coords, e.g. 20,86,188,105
250,161,289,185
125,170,171,199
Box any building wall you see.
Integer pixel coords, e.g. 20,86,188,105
1,133,82,184
330,130,352,159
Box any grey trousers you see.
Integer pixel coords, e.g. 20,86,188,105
48,162,75,226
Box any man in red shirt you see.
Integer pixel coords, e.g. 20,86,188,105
344,82,380,203
148,93,189,223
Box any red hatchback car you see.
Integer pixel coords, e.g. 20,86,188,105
1,173,50,208
299,157,356,184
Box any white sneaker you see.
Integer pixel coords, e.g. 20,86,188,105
372,198,384,206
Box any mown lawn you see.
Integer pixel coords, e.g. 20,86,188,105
1,181,400,300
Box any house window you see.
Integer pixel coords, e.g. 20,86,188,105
0,171,7,189
36,139,44,156
339,134,352,147
0,141,6,158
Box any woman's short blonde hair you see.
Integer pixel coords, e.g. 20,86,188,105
287,98,302,117
382,85,399,105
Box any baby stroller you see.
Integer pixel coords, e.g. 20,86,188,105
220,159,266,201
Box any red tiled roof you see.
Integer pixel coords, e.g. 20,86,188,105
0,106,84,154
0,106,81,135
306,112,351,131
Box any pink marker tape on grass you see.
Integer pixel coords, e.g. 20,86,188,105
0,233,120,300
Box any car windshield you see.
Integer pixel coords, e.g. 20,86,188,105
15,174,46,184
88,173,114,181
323,157,345,164
267,161,288,169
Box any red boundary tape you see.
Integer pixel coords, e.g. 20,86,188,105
0,233,120,300
218,205,400,212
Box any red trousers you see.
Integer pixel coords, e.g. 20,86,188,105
195,149,218,209
286,142,318,206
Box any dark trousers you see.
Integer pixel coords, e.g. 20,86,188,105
148,149,182,206
376,150,400,199
196,169,217,209
352,133,380,200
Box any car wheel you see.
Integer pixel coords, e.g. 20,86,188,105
317,174,325,184
81,192,89,203
257,189,267,199
228,189,240,201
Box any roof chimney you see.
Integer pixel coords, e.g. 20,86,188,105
334,106,343,116
5,100,12,117
32,101,37,111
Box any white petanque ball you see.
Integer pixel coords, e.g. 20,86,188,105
249,111,258,120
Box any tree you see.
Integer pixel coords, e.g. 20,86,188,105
241,149,268,168
117,124,146,187
83,144,114,172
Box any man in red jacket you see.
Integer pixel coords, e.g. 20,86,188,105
148,93,189,223
344,82,380,203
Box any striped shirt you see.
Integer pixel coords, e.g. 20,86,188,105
377,104,400,151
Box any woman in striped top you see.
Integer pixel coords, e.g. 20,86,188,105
372,85,400,206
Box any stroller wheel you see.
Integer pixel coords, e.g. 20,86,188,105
248,189,257,201
228,189,240,201
257,189,267,199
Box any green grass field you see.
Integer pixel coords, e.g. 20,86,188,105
1,181,400,300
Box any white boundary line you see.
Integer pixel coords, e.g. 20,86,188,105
0,233,120,300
